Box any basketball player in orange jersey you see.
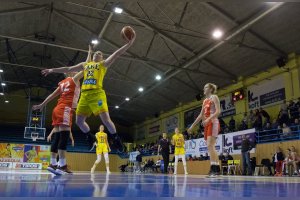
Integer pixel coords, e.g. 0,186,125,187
32,45,92,175
188,83,221,177
41,29,136,152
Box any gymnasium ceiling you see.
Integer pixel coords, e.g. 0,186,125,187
0,0,300,127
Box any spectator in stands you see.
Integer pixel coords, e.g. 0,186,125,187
281,123,292,137
143,159,155,172
295,97,300,108
218,117,226,134
288,100,299,121
280,100,289,125
203,153,210,160
249,110,256,128
240,113,248,130
271,119,279,129
219,153,225,161
188,155,193,161
229,117,236,132
259,108,270,124
273,147,284,176
290,146,300,175
192,156,198,161
253,109,263,131
263,122,272,131
199,155,204,161
241,134,253,175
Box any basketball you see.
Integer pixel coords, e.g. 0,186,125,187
121,26,135,41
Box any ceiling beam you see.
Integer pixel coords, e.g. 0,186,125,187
126,2,284,99
202,2,286,56
0,5,46,16
123,8,236,80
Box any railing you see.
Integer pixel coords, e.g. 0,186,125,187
256,125,300,143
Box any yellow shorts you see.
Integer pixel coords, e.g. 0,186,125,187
76,89,108,116
96,144,108,154
174,147,185,155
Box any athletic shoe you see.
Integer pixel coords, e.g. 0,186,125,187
107,171,111,174
206,165,217,178
173,172,177,175
47,164,58,174
112,134,124,153
56,165,73,175
185,172,188,175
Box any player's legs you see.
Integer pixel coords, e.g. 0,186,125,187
180,154,188,175
76,114,96,149
91,154,102,173
56,125,72,174
103,153,110,173
207,136,220,176
49,126,59,169
174,155,179,175
99,112,123,152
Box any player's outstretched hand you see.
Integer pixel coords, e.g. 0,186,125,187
41,69,53,76
47,135,51,143
32,104,43,111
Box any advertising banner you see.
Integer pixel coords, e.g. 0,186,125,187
163,113,179,134
220,95,236,118
148,120,161,135
185,135,223,157
223,129,256,154
129,151,140,162
247,75,285,110
0,143,24,162
184,107,201,128
0,162,13,169
13,162,42,170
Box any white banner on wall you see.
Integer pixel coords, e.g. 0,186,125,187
185,135,223,157
223,128,256,155
163,114,179,134
247,75,285,110
12,162,42,170
184,129,256,156
220,95,236,118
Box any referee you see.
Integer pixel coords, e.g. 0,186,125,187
158,133,172,174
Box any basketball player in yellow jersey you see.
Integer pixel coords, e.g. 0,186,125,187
172,128,188,175
91,125,111,174
41,32,136,152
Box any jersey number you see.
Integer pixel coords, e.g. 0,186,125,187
87,70,94,77
60,81,70,92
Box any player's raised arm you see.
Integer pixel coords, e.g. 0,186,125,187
41,62,85,77
32,87,61,111
103,32,136,68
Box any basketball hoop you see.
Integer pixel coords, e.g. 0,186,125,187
31,132,39,142
32,136,38,142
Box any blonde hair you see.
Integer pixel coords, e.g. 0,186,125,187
206,83,217,94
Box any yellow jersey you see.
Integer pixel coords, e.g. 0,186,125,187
96,131,108,145
82,61,107,91
172,133,185,148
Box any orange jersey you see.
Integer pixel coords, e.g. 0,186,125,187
57,77,80,108
203,96,217,119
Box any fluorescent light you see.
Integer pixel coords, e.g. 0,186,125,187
155,75,162,80
5,100,9,103
114,7,123,14
115,105,119,109
1,83,6,86
0,69,3,73
212,29,223,39
91,39,99,45
125,97,130,101
0,93,4,95
138,87,144,92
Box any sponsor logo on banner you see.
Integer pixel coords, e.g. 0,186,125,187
248,75,285,110
185,135,223,157
220,95,236,117
223,128,256,154
0,162,12,168
13,162,42,169
164,114,179,133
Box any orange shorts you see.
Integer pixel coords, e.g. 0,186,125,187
204,118,220,140
52,104,73,127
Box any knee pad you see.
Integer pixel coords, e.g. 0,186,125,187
50,132,60,153
58,131,70,150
